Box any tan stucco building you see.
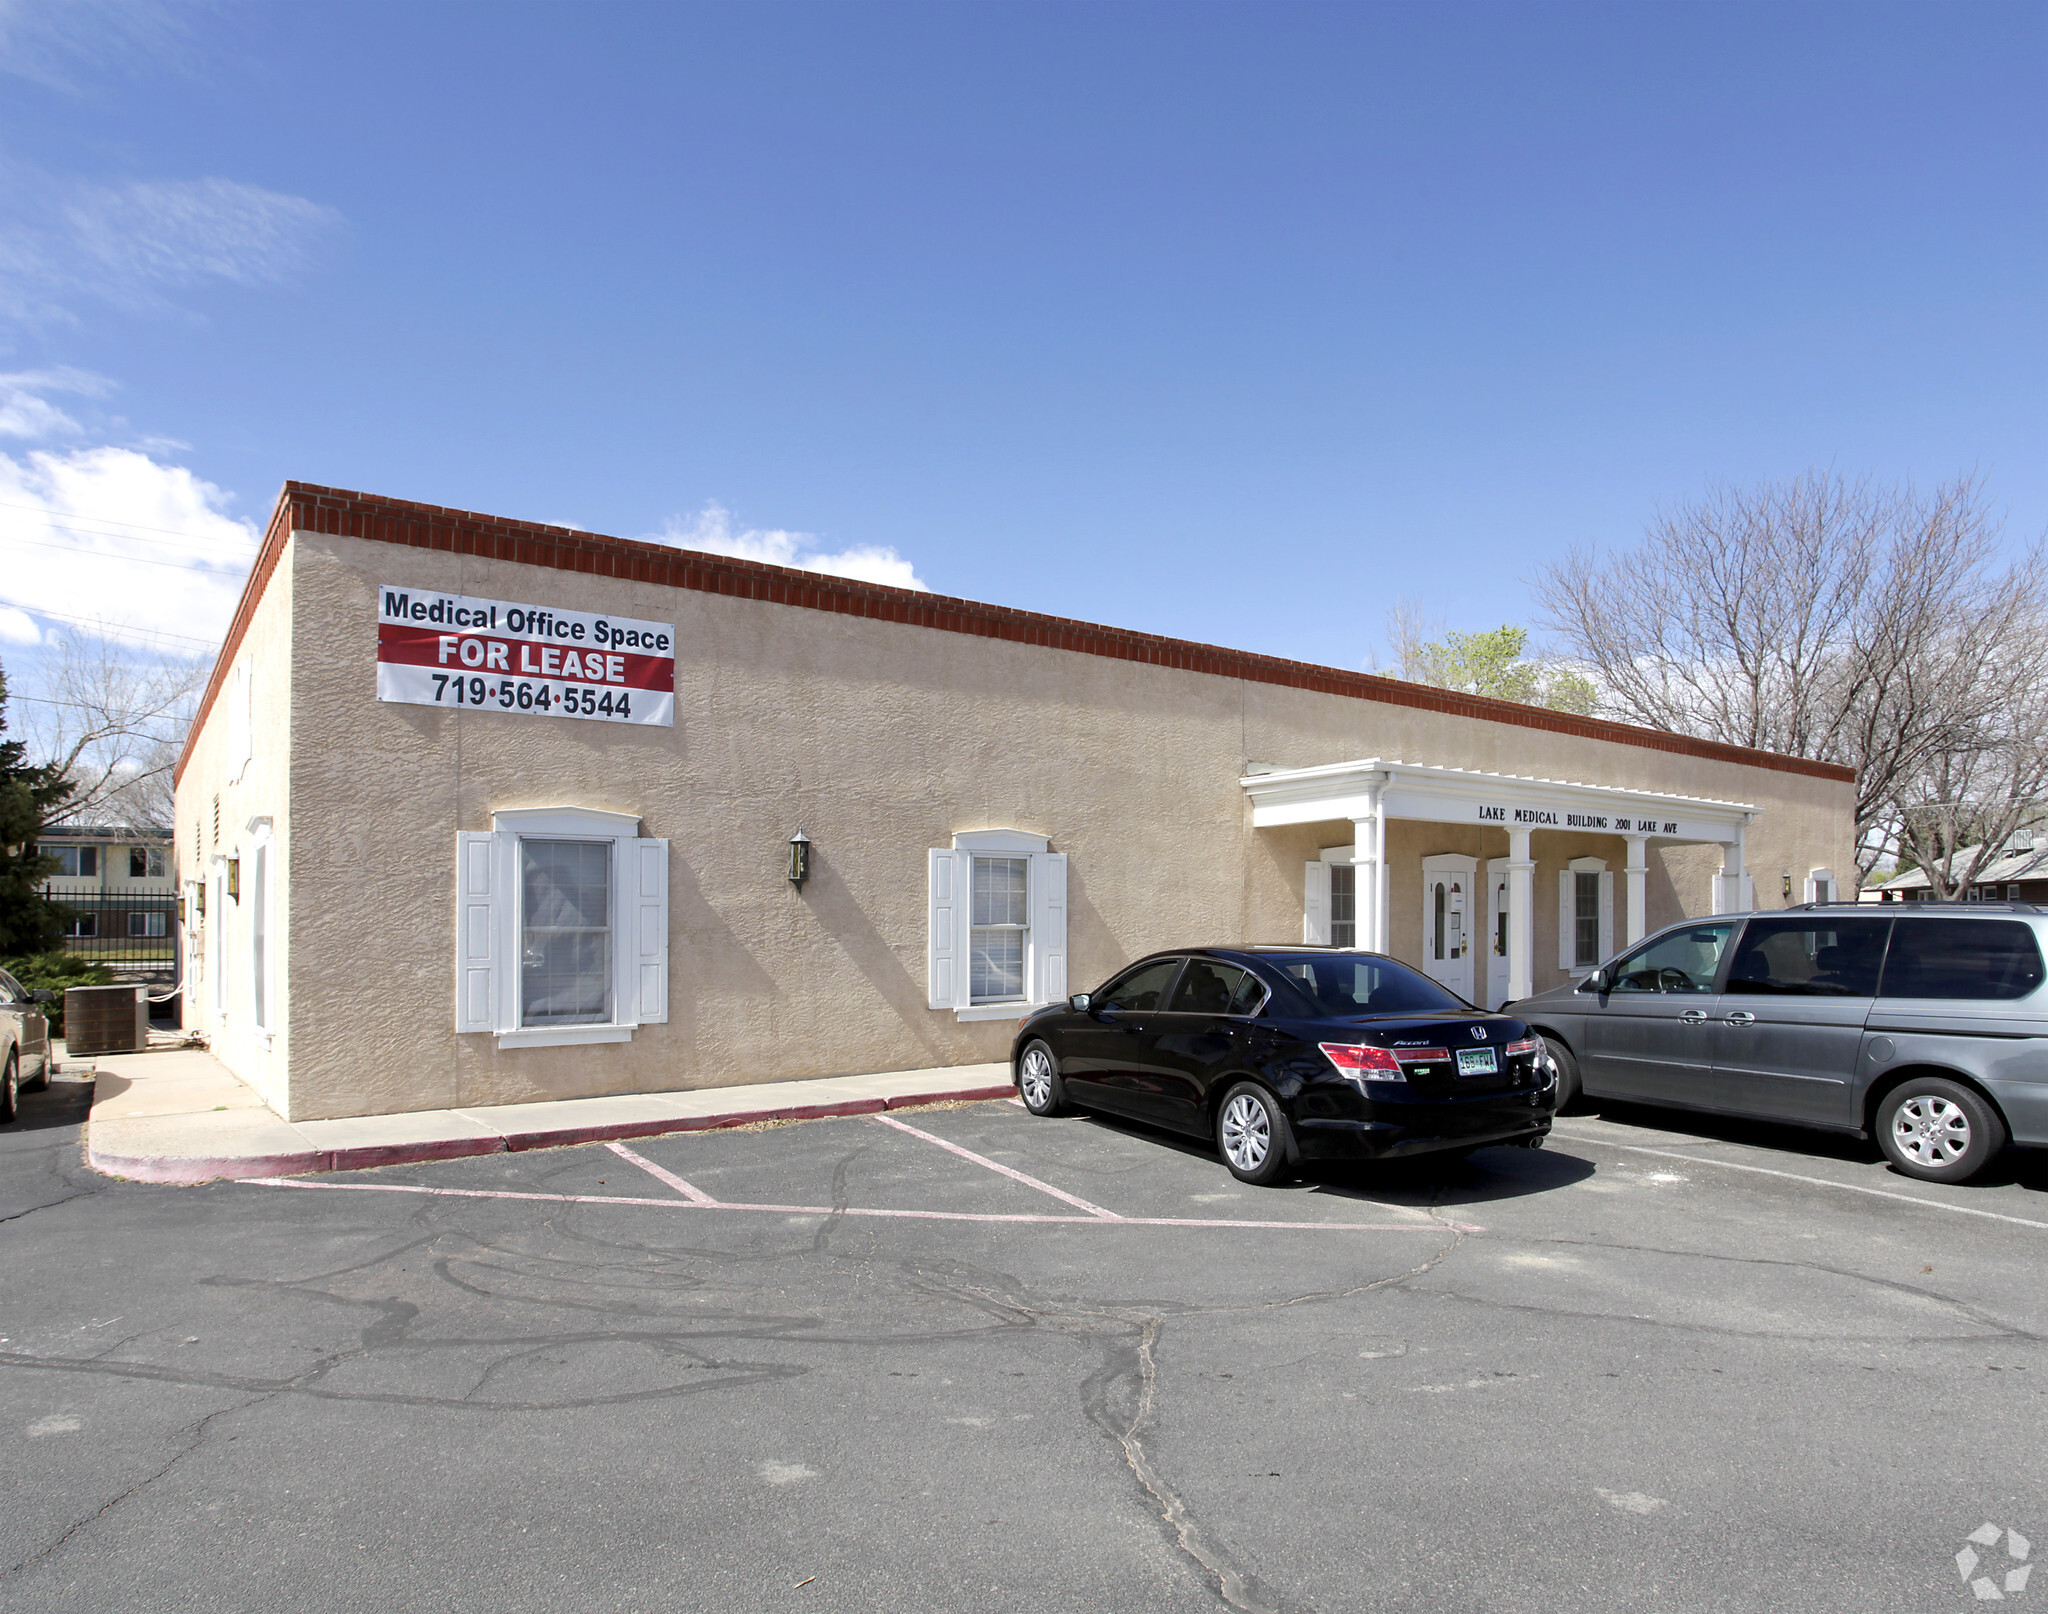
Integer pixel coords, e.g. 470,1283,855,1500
174,482,1856,1123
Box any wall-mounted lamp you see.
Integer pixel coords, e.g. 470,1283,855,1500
787,830,812,891
1782,874,1794,900
227,858,241,902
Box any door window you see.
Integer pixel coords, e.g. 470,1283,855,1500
1608,923,1734,993
1168,961,1263,1016
1878,919,2046,1000
1098,959,1183,1012
1726,918,1889,997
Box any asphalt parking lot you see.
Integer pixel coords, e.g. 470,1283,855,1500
4,1077,2047,1614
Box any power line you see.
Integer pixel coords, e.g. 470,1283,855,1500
0,598,223,649
5,692,187,744
0,496,261,546
0,533,254,572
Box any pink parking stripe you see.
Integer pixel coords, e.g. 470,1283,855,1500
605,1141,716,1203
237,1176,1475,1231
869,1111,1123,1218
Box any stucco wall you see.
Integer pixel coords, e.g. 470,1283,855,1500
173,542,294,1111
242,529,1855,1121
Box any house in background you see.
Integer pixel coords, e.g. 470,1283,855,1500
34,824,179,981
1870,832,2048,904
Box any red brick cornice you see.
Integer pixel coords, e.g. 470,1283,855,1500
173,481,1858,788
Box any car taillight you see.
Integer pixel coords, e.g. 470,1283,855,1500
1320,1043,1405,1082
1505,1037,1543,1059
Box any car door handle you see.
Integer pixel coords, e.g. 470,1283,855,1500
1725,1011,1757,1026
1678,1009,1708,1023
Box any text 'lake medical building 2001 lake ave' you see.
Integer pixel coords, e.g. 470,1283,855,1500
172,483,1856,1123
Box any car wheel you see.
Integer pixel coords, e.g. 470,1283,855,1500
1017,1040,1070,1116
24,1047,48,1092
1216,1081,1293,1186
1876,1077,2007,1184
1,1048,17,1125
1542,1036,1582,1113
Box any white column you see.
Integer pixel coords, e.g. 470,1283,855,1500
1351,810,1381,953
1716,823,1749,914
1506,828,1535,1002
1623,835,1648,946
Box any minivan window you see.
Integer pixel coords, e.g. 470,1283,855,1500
1727,917,1890,997
1266,955,1466,1018
1878,918,2046,1001
1610,923,1733,993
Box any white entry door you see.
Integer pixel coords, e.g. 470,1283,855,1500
1485,857,1512,1010
1420,854,1478,1004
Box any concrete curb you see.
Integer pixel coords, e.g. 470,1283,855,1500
86,1083,1016,1186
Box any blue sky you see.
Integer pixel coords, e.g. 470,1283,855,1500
0,0,2041,680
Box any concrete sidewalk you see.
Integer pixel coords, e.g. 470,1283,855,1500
81,1046,1014,1185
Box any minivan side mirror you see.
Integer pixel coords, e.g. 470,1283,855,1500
1576,969,1608,995
1068,993,1091,1013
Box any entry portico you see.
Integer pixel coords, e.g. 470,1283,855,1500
1242,758,1758,1005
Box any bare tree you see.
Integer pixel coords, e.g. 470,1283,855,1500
17,631,204,829
1534,473,2048,889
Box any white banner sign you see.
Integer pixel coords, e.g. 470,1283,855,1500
376,585,675,728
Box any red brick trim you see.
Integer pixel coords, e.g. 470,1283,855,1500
174,481,1857,788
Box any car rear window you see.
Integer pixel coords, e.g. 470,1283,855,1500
1263,955,1467,1018
1878,918,2047,1001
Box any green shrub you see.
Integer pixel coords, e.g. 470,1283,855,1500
0,953,114,1038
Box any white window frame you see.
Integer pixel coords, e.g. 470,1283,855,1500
454,806,669,1049
1805,867,1838,904
209,856,228,1019
248,817,276,1043
927,830,1067,1022
1558,856,1614,977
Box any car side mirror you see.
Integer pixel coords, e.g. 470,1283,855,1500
1068,993,1091,1013
1576,969,1608,995
32,989,54,1005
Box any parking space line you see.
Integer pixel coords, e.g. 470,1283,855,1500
869,1112,1125,1219
605,1141,716,1203
1550,1127,2048,1231
239,1176,1477,1231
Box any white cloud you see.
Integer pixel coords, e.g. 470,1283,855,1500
0,160,343,324
0,365,111,438
650,502,927,592
0,420,259,652
0,0,193,93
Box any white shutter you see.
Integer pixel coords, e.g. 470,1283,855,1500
1031,852,1068,1004
1597,870,1615,963
455,831,499,1033
631,837,669,1024
1558,870,1572,966
928,849,961,1009
1304,862,1331,945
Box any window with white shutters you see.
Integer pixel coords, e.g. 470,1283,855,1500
927,831,1067,1018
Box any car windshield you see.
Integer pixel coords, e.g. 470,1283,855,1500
1262,954,1468,1018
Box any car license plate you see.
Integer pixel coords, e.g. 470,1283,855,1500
1456,1047,1498,1077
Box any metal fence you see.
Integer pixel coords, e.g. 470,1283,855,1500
41,891,181,979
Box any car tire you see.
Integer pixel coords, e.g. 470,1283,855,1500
1875,1076,2007,1184
1,1048,17,1125
1017,1040,1071,1117
1543,1036,1583,1113
24,1047,48,1092
1216,1081,1294,1186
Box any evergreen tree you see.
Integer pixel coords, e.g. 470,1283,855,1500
0,660,76,954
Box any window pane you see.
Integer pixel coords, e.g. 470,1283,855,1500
1574,872,1600,966
521,839,612,1026
1611,924,1734,993
1328,865,1355,949
1879,919,2046,1001
1169,961,1254,1014
1726,918,1888,997
1099,959,1181,1011
969,857,1029,1001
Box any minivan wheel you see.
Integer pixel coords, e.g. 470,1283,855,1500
1,1048,17,1125
1875,1077,2007,1184
1543,1036,1583,1113
1216,1082,1293,1186
1017,1040,1070,1116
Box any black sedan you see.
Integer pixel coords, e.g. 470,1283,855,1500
1010,947,1558,1184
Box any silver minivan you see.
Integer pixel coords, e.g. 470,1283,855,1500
1509,904,2048,1183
